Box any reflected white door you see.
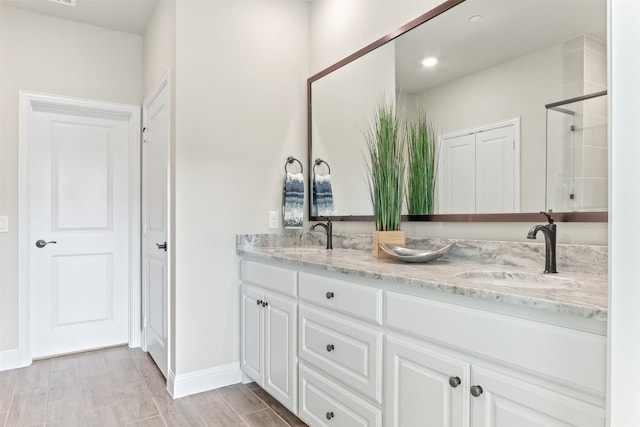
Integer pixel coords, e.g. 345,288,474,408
476,125,517,213
29,100,135,359
439,133,476,213
142,74,170,378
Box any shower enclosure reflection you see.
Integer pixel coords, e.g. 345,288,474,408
546,91,608,212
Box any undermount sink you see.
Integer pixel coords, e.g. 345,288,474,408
455,271,581,289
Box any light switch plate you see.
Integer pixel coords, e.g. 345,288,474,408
0,216,8,233
268,211,278,229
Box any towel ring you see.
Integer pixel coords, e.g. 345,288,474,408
313,158,331,175
285,156,303,173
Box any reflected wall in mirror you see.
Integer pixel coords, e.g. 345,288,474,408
308,0,607,221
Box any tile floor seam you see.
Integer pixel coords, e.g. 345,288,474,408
218,391,252,427
248,390,295,427
132,355,169,427
4,380,16,427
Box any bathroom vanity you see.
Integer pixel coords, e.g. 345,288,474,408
237,236,607,427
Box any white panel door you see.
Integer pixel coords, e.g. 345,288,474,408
470,365,605,427
142,74,170,378
30,107,131,358
264,291,297,412
439,133,476,213
240,285,263,382
476,125,517,213
385,335,469,427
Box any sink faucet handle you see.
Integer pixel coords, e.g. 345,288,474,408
540,210,554,224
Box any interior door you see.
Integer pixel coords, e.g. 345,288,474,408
142,74,170,378
29,101,132,359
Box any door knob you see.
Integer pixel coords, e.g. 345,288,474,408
156,242,167,251
35,240,57,248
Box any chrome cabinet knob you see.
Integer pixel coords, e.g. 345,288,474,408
326,344,335,352
470,385,483,397
35,240,57,248
326,411,334,420
326,291,334,299
448,376,461,388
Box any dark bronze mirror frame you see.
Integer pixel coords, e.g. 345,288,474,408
307,0,607,223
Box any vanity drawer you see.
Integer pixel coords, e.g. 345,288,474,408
299,364,382,427
240,259,297,297
299,305,382,402
299,272,382,324
385,290,606,393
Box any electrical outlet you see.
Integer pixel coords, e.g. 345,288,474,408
268,211,279,229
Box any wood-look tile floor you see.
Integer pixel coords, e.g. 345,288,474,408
0,346,307,427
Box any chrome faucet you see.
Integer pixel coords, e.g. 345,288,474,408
311,217,333,249
527,211,557,274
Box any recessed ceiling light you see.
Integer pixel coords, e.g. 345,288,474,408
469,15,482,22
421,57,438,68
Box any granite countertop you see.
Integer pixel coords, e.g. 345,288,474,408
237,245,608,321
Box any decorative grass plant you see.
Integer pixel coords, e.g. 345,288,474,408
406,113,438,215
364,99,405,233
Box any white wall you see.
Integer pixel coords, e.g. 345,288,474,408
312,41,396,216
174,0,308,374
0,6,143,353
308,0,608,245
608,1,640,423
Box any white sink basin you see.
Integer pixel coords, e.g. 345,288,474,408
455,271,581,289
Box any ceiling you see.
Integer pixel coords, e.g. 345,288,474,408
0,0,157,35
394,0,607,93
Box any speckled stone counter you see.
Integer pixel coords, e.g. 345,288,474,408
236,233,608,322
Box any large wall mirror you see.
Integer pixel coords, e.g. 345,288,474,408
308,0,608,222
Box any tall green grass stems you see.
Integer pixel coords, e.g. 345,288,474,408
406,113,438,215
364,100,405,232
364,100,438,229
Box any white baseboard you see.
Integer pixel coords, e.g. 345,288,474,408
0,349,19,372
168,362,243,399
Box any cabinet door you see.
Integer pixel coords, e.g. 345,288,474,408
470,365,605,427
264,291,298,412
385,335,470,427
240,285,263,383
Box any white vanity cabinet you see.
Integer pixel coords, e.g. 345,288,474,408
238,255,606,427
239,260,298,413
385,290,606,427
297,272,384,427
